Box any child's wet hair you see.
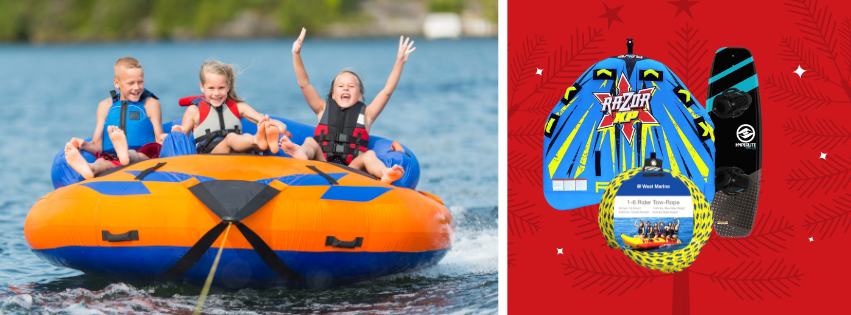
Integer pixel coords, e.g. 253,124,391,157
327,69,365,101
114,57,142,78
200,60,243,102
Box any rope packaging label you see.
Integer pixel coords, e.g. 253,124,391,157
599,166,713,273
612,172,693,253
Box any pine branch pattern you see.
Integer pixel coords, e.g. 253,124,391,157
786,155,851,198
706,212,794,258
562,250,670,296
508,150,542,187
570,205,606,244
508,242,516,268
785,0,839,65
764,73,849,110
841,18,851,74
510,35,549,107
782,115,851,150
508,27,604,119
515,91,563,116
778,0,851,103
691,259,803,300
508,188,541,238
509,121,544,151
667,23,709,102
802,193,851,239
779,36,837,85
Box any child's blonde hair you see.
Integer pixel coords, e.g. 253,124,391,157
199,60,242,102
327,69,365,101
114,57,142,78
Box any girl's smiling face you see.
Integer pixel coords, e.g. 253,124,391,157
332,72,362,108
200,72,229,107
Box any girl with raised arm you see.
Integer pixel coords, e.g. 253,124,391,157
280,28,415,184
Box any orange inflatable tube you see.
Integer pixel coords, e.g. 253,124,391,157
25,155,454,288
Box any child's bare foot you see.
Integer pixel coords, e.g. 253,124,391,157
279,136,308,160
391,141,405,153
108,126,130,166
253,121,268,151
69,138,85,150
266,124,281,154
380,165,404,183
65,143,94,180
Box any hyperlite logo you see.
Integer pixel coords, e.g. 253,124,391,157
735,124,756,148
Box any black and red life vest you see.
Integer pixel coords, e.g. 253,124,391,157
314,99,370,165
179,95,242,153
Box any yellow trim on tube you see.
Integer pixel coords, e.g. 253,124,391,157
548,103,593,179
574,120,598,179
660,125,680,173
662,103,710,182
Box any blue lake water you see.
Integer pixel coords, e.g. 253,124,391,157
614,217,693,252
0,38,497,314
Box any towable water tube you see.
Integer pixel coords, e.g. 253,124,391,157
543,42,715,210
27,154,452,288
620,234,681,250
33,111,447,288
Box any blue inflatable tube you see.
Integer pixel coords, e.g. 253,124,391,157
51,116,420,190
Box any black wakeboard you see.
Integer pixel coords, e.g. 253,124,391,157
707,47,761,238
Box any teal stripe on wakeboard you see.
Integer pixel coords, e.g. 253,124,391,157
706,74,758,112
716,47,728,54
708,57,754,84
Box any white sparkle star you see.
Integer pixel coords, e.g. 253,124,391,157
536,68,543,75
820,152,827,160
557,248,563,254
794,65,806,78
809,237,814,242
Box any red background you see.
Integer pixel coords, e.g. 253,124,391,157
508,0,851,313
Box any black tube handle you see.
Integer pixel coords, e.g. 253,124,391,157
102,230,139,242
325,236,363,249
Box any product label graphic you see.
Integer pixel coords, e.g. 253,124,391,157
612,173,693,253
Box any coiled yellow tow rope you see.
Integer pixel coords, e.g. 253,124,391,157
598,168,713,273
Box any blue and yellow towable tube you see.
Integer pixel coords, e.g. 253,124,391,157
543,55,716,210
51,115,420,190
27,155,452,288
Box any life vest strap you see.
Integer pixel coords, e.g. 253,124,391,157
314,134,369,148
320,144,364,157
194,127,242,153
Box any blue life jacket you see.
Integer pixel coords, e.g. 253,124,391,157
102,89,157,153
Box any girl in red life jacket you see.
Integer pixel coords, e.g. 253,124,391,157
169,60,287,154
279,28,415,184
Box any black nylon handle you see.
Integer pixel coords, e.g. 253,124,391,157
307,165,338,185
325,236,363,249
102,230,139,242
135,162,167,180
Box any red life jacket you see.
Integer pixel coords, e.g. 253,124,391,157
179,95,242,153
314,99,369,165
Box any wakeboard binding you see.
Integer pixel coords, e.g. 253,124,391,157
715,166,752,196
712,87,752,119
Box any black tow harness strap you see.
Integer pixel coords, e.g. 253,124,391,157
158,222,229,279
236,223,304,281
158,180,305,282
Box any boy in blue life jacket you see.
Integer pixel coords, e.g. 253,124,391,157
64,57,165,179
